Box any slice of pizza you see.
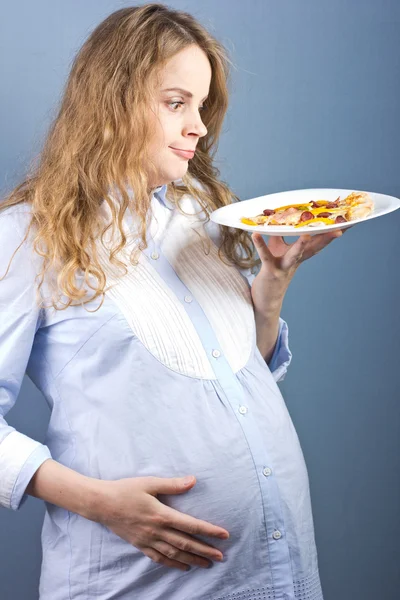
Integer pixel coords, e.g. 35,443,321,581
240,192,374,228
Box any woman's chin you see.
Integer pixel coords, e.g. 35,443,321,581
164,165,189,182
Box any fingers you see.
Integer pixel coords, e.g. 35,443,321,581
282,229,344,269
298,230,342,261
341,225,354,234
103,477,230,573
252,224,350,272
281,234,312,268
152,540,213,569
146,475,196,496
160,528,224,563
252,233,278,265
147,525,226,571
162,505,229,539
142,521,226,571
144,547,190,572
266,235,291,258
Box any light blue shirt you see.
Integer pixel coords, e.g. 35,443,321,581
0,185,323,600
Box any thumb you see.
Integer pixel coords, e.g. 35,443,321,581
252,233,277,265
147,475,196,496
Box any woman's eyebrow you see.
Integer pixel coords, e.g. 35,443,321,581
162,87,208,101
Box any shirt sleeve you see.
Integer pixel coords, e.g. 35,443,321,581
0,208,52,511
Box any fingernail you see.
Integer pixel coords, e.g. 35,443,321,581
183,476,194,486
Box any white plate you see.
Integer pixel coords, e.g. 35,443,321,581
209,188,400,236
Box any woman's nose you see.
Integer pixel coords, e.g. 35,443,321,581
195,117,208,138
184,112,208,138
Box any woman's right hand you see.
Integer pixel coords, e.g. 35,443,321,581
90,475,230,571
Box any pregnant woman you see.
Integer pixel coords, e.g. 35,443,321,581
0,4,345,599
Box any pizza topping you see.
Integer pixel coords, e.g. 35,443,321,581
310,199,340,209
274,202,312,212
315,211,332,218
240,217,258,226
310,207,345,216
300,211,315,221
240,192,373,228
295,217,336,228
269,207,303,225
310,200,330,208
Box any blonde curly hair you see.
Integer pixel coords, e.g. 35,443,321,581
1,3,260,311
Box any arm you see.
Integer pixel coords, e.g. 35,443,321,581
249,229,344,380
253,287,292,382
0,208,52,510
1,208,230,573
25,458,100,518
239,261,292,382
254,297,282,364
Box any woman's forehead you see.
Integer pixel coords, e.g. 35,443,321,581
157,47,212,92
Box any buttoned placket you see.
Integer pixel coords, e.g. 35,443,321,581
142,187,296,599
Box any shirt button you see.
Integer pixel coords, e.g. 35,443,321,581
263,467,272,477
238,405,248,415
272,530,282,540
184,295,193,303
150,251,159,260
212,349,221,358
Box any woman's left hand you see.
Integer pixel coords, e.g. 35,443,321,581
250,228,349,314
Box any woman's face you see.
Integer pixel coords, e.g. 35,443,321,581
146,44,212,188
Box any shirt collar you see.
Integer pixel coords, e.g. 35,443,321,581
105,182,178,211
152,179,185,211
152,184,173,211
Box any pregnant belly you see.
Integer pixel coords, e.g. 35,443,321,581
59,435,271,600
156,449,265,546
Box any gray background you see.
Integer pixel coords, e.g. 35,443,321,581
1,1,399,598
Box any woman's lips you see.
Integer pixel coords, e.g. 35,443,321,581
169,147,195,159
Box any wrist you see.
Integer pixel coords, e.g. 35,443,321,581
26,459,111,522
84,478,114,522
251,268,293,319
254,293,283,315
259,261,296,285
252,288,284,321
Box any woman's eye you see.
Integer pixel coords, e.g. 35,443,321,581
169,101,185,111
168,101,206,112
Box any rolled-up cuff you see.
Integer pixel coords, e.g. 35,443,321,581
0,430,52,510
267,318,292,383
